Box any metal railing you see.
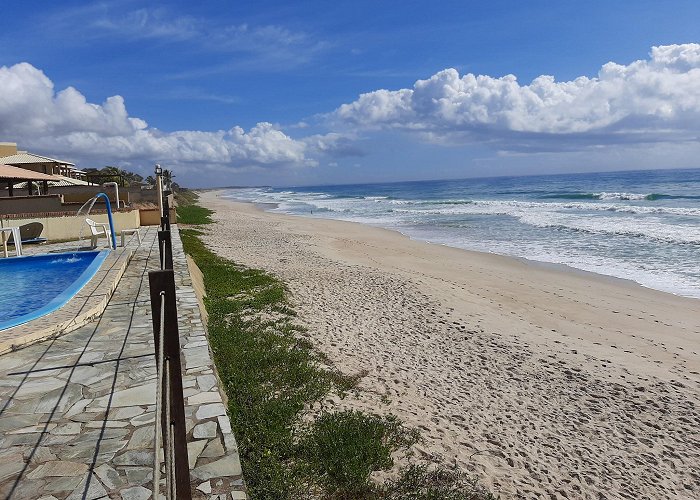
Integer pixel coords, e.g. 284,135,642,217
149,196,191,499
162,192,172,232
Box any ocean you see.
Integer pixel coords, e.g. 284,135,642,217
223,168,700,299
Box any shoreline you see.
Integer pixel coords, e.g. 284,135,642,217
240,192,694,303
198,189,699,499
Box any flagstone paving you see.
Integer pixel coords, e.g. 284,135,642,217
0,227,246,499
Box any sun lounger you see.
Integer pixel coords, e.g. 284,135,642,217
7,222,47,245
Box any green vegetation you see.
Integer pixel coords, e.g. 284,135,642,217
84,166,179,190
84,165,144,186
178,192,495,500
181,228,326,496
174,189,198,205
298,411,420,497
175,190,214,225
176,190,214,224
381,464,496,500
177,203,214,225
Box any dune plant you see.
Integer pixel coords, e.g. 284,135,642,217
178,192,494,499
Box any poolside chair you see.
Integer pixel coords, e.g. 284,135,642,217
85,218,113,249
120,227,142,247
7,222,47,245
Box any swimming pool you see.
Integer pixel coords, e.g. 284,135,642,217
0,250,108,330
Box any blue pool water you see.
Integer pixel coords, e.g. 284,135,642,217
0,250,108,330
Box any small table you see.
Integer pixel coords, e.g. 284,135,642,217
121,228,142,247
0,227,22,258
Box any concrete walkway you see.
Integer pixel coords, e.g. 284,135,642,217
0,227,246,499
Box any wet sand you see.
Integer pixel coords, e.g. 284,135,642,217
198,190,700,499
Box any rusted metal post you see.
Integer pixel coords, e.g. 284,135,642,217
161,195,171,232
158,230,173,270
149,269,191,499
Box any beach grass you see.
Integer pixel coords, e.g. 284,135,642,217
176,203,214,225
382,463,494,500
298,410,420,497
176,190,214,224
178,192,495,499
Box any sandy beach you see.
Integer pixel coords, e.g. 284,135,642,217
198,190,699,499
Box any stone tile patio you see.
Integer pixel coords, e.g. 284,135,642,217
0,226,246,499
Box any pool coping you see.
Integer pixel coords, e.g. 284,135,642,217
0,245,134,355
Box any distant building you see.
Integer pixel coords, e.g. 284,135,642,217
0,142,85,180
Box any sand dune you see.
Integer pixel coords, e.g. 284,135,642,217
198,191,699,499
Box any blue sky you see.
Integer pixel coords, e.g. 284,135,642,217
1,0,700,186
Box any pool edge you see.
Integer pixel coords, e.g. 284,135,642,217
0,247,134,355
0,250,110,331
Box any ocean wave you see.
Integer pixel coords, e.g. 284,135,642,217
392,201,700,244
542,192,655,201
541,193,603,200
541,191,700,201
422,199,475,206
599,192,656,201
237,188,700,215
387,199,476,206
391,199,700,217
364,195,393,201
231,187,700,243
646,193,700,200
518,212,700,245
435,237,700,299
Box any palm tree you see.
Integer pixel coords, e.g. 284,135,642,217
162,169,175,191
101,166,143,187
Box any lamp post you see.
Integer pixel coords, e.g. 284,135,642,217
155,164,164,219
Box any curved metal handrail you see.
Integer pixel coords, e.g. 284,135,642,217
94,192,117,249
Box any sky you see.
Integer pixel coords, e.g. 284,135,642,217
1,0,700,187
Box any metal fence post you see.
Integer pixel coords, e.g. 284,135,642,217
149,269,191,499
162,195,171,231
158,230,174,270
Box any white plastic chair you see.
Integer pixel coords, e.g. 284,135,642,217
120,228,142,247
85,218,113,249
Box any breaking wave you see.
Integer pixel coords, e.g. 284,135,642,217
541,192,700,201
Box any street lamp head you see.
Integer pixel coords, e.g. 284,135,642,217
154,164,162,175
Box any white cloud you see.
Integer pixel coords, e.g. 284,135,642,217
302,132,365,157
3,44,699,185
46,5,327,74
0,63,146,138
92,8,200,42
0,63,311,172
335,44,700,150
